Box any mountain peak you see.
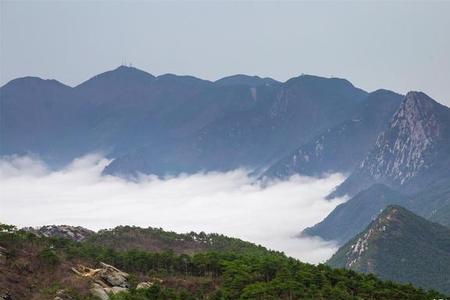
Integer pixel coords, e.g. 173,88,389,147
76,65,155,89
1,76,70,91
374,91,448,185
327,205,413,271
327,205,450,293
283,74,368,101
285,74,353,87
330,91,450,198
376,204,409,225
398,91,441,121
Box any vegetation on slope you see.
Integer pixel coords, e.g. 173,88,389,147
84,225,270,256
0,223,447,300
327,205,450,294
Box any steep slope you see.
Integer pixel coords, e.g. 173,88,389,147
264,89,403,177
327,205,450,294
302,184,408,244
330,91,450,198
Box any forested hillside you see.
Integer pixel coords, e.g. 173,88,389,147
1,224,446,300
327,206,450,294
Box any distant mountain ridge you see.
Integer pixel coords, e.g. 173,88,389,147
327,205,450,294
2,67,448,181
214,74,279,87
2,66,376,177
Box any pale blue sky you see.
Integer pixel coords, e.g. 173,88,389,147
1,1,450,105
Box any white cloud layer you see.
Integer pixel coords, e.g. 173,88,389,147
0,154,346,263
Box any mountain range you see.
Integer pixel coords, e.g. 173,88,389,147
3,67,448,231
2,65,380,177
2,66,450,297
3,66,448,184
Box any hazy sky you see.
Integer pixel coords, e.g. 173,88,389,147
1,1,450,105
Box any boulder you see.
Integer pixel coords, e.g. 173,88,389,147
72,262,130,299
98,262,129,288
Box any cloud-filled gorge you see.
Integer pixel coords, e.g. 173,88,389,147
0,154,347,264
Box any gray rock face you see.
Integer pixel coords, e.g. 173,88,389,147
72,262,130,299
330,91,450,198
23,225,94,242
362,92,442,184
98,262,129,288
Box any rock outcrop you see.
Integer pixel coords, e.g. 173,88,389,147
72,262,129,300
23,225,94,242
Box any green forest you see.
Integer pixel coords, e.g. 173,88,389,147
1,224,447,300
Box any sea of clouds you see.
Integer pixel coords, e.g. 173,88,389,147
0,154,347,264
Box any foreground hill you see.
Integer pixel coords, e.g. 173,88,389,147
84,226,271,256
327,205,450,294
1,223,445,300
